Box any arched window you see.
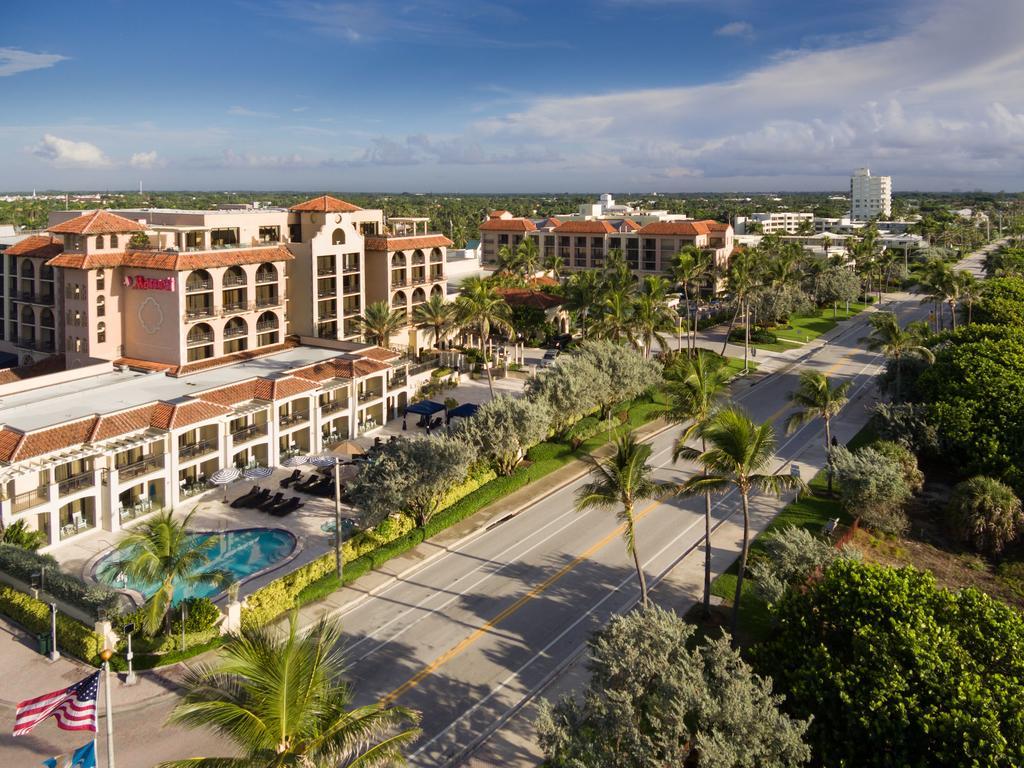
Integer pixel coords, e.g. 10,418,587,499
430,284,444,298
96,296,105,317
255,311,279,345
391,252,406,268
222,265,246,288
96,235,105,249
186,270,212,292
255,263,277,283
40,265,54,282
332,228,346,245
411,287,426,305
20,306,34,326
96,270,104,291
96,321,106,344
187,323,214,346
431,247,443,262
19,261,34,280
110,234,119,248
40,309,54,328
223,316,247,339
391,290,406,309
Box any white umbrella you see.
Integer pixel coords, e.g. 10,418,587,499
244,465,273,480
282,455,308,468
307,454,337,468
210,467,242,501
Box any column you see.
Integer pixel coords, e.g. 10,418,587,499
311,393,323,452
268,403,281,466
46,477,60,547
167,432,181,509
106,467,121,533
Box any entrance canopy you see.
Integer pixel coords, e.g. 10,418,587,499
404,400,445,416
446,403,479,423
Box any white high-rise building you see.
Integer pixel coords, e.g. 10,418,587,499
850,167,891,221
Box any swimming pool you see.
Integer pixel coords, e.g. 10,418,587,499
94,527,296,603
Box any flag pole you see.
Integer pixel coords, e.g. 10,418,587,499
99,648,115,768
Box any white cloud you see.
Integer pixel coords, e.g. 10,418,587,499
714,21,753,38
31,134,111,168
130,151,162,169
0,48,67,77
219,149,307,168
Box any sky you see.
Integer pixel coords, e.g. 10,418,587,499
2,0,1024,193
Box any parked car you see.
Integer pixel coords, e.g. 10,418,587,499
542,349,560,367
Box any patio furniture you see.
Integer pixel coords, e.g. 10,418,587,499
240,488,271,508
269,496,303,516
230,485,261,508
257,492,284,512
279,469,302,488
295,474,320,493
72,512,85,532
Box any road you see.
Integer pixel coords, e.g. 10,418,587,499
0,244,998,768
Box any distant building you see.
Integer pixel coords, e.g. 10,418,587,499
735,212,814,235
850,168,892,221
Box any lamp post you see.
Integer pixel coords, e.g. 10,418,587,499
99,647,116,768
123,623,137,686
334,456,343,583
32,568,59,661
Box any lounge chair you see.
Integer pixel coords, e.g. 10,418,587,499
229,485,261,508
279,469,302,488
294,474,320,493
429,417,443,430
270,496,303,516
240,488,270,508
257,492,284,512
310,477,335,497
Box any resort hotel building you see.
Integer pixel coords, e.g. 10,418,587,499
0,196,451,549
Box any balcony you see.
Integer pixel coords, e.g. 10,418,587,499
317,288,337,299
255,272,277,284
58,472,94,497
342,279,360,295
256,321,280,333
221,302,253,316
120,498,161,524
184,307,216,321
391,278,408,288
279,412,309,428
186,330,214,346
231,423,268,444
179,439,217,461
223,324,247,339
357,390,382,403
222,275,247,287
429,270,444,281
17,291,55,305
11,487,49,514
186,280,213,293
255,295,280,308
118,455,165,481
342,259,360,273
320,399,348,415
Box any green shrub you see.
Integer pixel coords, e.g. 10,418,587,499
131,627,219,654
170,596,221,634
564,416,602,448
0,543,120,618
431,367,453,379
0,584,102,661
947,476,1024,555
870,439,925,492
729,327,778,344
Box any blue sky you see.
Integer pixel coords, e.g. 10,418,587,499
2,0,1023,192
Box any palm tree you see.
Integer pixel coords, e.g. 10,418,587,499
412,293,455,349
919,259,953,331
495,244,521,276
864,311,934,400
675,407,803,639
575,433,664,608
594,287,636,345
515,236,541,277
356,300,407,349
455,277,513,398
543,249,564,280
783,371,851,494
957,270,981,325
563,270,603,336
671,246,709,355
667,350,731,617
104,509,229,635
157,613,419,768
720,251,758,370
632,292,677,358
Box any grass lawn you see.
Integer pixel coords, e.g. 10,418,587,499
766,303,871,347
706,422,877,645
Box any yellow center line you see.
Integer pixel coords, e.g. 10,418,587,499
381,497,663,704
381,342,869,705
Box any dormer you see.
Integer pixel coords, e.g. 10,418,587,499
47,210,146,254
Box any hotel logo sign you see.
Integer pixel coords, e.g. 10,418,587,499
123,275,176,292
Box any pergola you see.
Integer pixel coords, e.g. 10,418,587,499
403,400,446,430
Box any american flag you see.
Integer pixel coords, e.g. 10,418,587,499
13,671,100,736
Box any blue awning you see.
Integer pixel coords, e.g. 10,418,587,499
404,400,446,416
446,403,479,421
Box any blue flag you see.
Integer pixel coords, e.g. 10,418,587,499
42,740,96,768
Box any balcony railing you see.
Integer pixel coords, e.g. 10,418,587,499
392,278,408,288
186,280,213,293
430,271,444,280
231,423,268,443
255,296,280,308
184,307,216,321
279,412,309,427
255,272,278,284
320,399,348,415
317,289,337,299
178,439,217,461
118,455,165,481
357,390,382,402
222,275,247,287
223,325,248,339
11,487,49,514
256,321,279,333
342,280,360,295
58,472,94,496
221,302,253,316
342,260,360,273
17,291,55,305
186,331,214,346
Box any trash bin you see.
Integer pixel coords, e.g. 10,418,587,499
36,632,50,656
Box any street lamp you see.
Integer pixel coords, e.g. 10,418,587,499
31,568,59,662
123,622,137,686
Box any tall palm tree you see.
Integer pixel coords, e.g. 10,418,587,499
356,300,407,349
495,244,521,276
675,407,803,639
563,270,603,336
515,236,541,277
103,509,229,635
671,246,708,355
720,251,758,370
594,287,636,345
632,292,677,358
919,259,953,331
543,249,564,280
783,371,851,494
412,293,455,349
956,270,981,325
575,433,664,608
455,277,513,398
157,614,419,768
666,350,731,617
864,311,934,400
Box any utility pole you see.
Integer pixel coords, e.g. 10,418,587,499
100,648,116,768
334,457,343,582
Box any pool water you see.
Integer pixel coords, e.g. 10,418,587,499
94,527,296,603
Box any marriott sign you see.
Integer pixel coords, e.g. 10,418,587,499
123,275,176,292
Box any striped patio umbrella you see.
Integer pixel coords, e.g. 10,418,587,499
307,454,337,468
243,465,273,480
282,455,308,467
210,467,242,501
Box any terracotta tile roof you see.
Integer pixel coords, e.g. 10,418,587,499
47,244,293,271
528,275,560,288
198,380,260,406
0,355,66,385
488,210,511,217
358,346,401,362
289,195,362,213
479,218,536,232
702,220,731,231
171,340,298,377
364,234,453,251
553,220,619,234
113,357,174,373
537,217,562,228
253,376,318,401
291,361,338,383
0,430,22,463
637,221,711,236
5,235,64,259
619,218,641,231
90,405,157,442
48,210,145,235
494,288,565,310
8,417,98,463
334,358,392,379
151,400,231,430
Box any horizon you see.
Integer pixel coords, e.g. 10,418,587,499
3,0,1024,192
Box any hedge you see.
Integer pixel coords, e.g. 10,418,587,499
0,543,120,618
0,584,102,661
564,416,603,448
